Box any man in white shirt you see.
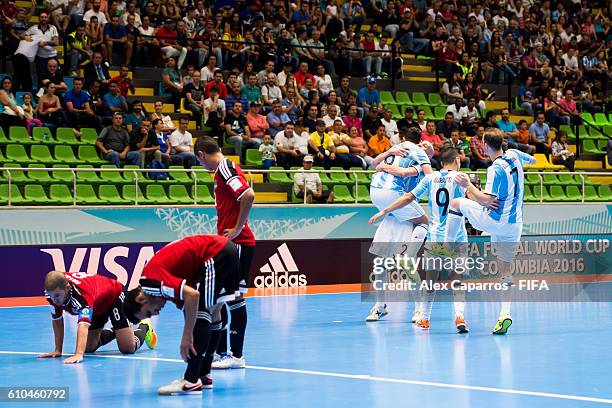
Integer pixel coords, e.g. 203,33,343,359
561,48,582,80
293,155,334,203
445,98,464,123
83,0,107,25
322,104,341,130
203,86,226,134
381,108,400,145
261,73,283,108
458,97,480,124
200,54,218,83
121,2,142,28
13,35,40,91
274,122,307,169
23,11,59,81
169,116,198,168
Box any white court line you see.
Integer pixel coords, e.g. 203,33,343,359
1,350,611,405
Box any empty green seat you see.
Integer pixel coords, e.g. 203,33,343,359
0,128,10,145
313,167,333,184
428,93,444,106
76,184,102,205
3,163,29,183
51,164,75,183
78,145,106,165
557,173,580,186
49,184,74,205
583,185,601,202
76,165,102,183
32,127,56,144
9,126,34,144
193,170,214,185
532,185,551,201
329,167,351,185
548,185,567,201
6,144,34,164
56,127,84,145
353,185,371,203
143,184,172,204
79,128,98,144
30,144,57,164
24,184,50,205
593,113,609,126
542,173,559,185
245,149,263,167
433,106,447,121
388,103,402,120
348,167,370,185
169,185,193,204
523,185,536,202
169,166,192,184
582,139,605,155
565,185,582,201
379,90,396,105
192,185,214,204
332,185,354,203
27,164,53,184
54,145,80,165
98,184,130,205
394,91,411,105
269,166,293,184
122,184,145,204
412,92,430,106
581,112,595,125
597,186,612,201
100,164,126,184
0,184,27,205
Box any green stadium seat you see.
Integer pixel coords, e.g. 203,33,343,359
54,145,80,165
548,185,567,201
388,104,402,120
433,106,447,121
78,145,106,165
9,126,34,144
49,184,74,205
80,128,98,144
581,112,595,125
0,184,27,205
353,185,371,203
597,186,612,201
557,173,580,186
604,125,612,137
593,113,609,126
532,185,551,202
76,184,102,205
329,167,351,185
122,184,145,204
32,127,56,144
332,185,354,203
100,164,127,184
169,185,193,204
348,167,370,185
169,166,192,184
428,93,444,106
313,167,333,184
379,91,397,106
6,144,34,164
192,170,214,185
56,127,85,145
24,184,50,205
582,139,605,155
412,92,430,106
565,185,582,201
394,91,411,105
51,164,74,183
98,184,130,205
269,166,293,184
0,127,10,145
76,165,102,183
27,164,53,184
245,149,263,167
523,185,536,202
192,185,214,204
3,163,30,183
121,165,144,183
583,185,601,202
143,184,173,204
542,173,559,185
419,106,435,120
558,125,575,141
586,127,607,140
30,144,57,164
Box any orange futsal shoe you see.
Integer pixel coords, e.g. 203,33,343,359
417,319,430,329
455,316,469,333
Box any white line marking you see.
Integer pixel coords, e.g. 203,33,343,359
1,350,611,404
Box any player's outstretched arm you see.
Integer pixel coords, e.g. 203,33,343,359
180,286,199,362
371,144,409,166
376,163,420,178
63,322,90,364
369,192,416,224
38,317,64,359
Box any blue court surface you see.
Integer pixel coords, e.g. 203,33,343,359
1,290,611,407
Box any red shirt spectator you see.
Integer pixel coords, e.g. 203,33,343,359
156,21,178,45
205,79,228,99
294,62,316,88
557,93,578,115
420,122,444,156
343,115,362,138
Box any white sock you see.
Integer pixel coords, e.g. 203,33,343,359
422,289,435,320
500,301,511,317
445,211,464,242
453,290,466,318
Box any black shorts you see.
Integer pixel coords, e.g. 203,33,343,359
197,241,241,312
235,244,255,294
90,293,130,331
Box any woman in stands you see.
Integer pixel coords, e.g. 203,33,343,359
0,76,26,133
161,56,183,111
462,73,486,111
36,82,69,128
551,131,575,172
238,62,255,89
441,71,463,105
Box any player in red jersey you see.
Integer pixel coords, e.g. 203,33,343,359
195,136,256,370
39,271,157,365
123,234,240,396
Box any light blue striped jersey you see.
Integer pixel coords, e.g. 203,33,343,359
411,169,467,242
370,141,431,193
484,149,536,224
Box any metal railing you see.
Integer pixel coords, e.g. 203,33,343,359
0,167,610,207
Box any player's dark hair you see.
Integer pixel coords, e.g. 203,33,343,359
440,148,458,165
123,288,143,324
194,136,221,155
403,127,421,144
484,130,504,151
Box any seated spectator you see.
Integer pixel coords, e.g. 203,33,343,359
0,76,25,133
497,108,533,153
441,72,464,105
517,76,538,117
242,73,262,104
420,120,444,169
321,104,341,130
293,155,334,204
124,100,147,133
25,11,59,81
561,48,582,81
361,106,382,141
38,58,68,94
203,86,226,137
307,31,336,76
66,24,92,77
443,129,470,169
362,31,382,77
415,108,427,131
397,107,419,130
367,124,391,157
168,116,197,168
315,64,334,100
149,100,176,133
551,131,575,172
556,89,582,126
183,70,204,127
437,112,458,139
261,73,283,108
381,108,399,145
516,120,536,153
309,119,338,168
462,73,487,111
346,125,373,169
458,97,480,125
335,75,354,108
161,56,183,111
204,69,228,99
103,80,129,118
104,14,132,65
329,119,363,169
96,112,141,167
303,104,319,133
158,18,188,69
111,65,136,98
245,101,268,144
37,82,69,128
200,54,218,83
259,134,277,169
129,118,161,168
226,82,250,114
274,122,308,169
64,77,102,130
445,98,464,123
294,61,316,88
469,125,490,169
136,15,161,67
357,76,382,114
20,92,42,133
266,101,290,138
224,101,258,159
84,52,111,90
152,118,171,166
256,60,276,87
528,112,552,155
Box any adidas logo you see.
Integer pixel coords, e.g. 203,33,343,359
254,243,307,288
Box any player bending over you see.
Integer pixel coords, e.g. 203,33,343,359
370,148,474,332
123,234,240,395
194,136,256,370
445,130,536,334
39,271,157,364
366,127,434,322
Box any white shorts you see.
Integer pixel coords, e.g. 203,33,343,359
370,187,425,222
456,198,522,262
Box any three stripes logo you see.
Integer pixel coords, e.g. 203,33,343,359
254,243,307,288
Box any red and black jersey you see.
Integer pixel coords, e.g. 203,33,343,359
214,158,256,247
140,235,229,305
46,273,124,325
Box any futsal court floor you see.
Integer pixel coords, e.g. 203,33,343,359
0,288,611,407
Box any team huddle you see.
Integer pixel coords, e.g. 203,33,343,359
38,129,534,395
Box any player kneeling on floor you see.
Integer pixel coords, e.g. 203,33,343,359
39,271,157,365
123,234,240,396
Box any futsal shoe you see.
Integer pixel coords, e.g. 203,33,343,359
366,303,388,321
140,319,158,349
411,308,423,323
492,314,513,335
455,316,469,333
212,352,246,369
201,374,213,389
157,379,203,396
416,319,430,329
